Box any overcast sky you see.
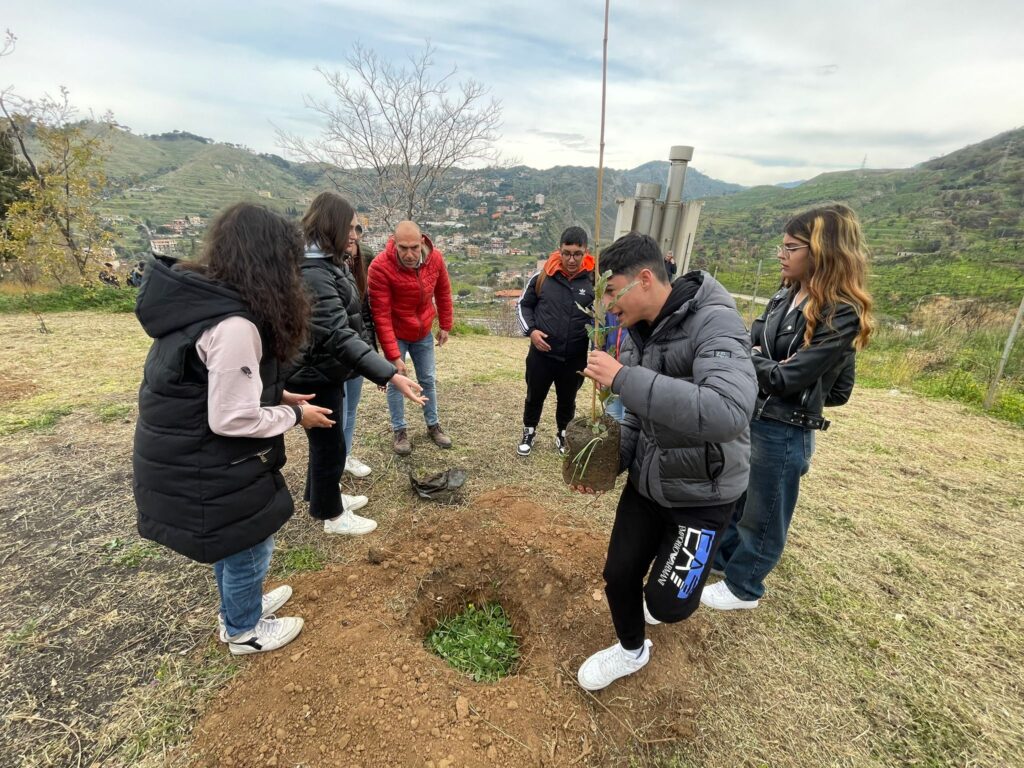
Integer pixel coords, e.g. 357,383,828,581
4,1,1022,186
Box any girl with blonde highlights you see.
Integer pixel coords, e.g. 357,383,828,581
702,203,874,611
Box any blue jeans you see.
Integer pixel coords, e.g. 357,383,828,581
214,536,274,637
605,395,625,423
386,332,438,431
714,418,815,601
343,376,364,455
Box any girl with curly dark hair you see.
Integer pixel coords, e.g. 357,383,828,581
134,203,334,656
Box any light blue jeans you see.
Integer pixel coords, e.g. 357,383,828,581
714,418,815,600
343,376,364,455
214,536,274,637
386,332,438,431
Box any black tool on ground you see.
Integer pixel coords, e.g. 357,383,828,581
409,468,468,502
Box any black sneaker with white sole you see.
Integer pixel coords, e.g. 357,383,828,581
517,427,536,456
555,429,568,456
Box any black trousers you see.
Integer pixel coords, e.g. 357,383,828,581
522,346,587,431
302,384,345,521
603,481,733,650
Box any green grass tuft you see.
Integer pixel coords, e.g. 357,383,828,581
425,602,519,683
273,544,325,576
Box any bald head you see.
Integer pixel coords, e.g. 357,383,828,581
394,220,425,268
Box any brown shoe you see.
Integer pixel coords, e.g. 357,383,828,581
393,428,412,456
427,423,452,449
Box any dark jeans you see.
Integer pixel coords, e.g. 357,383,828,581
714,417,815,600
603,481,733,650
522,346,586,431
302,384,345,520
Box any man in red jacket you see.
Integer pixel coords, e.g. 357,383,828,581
368,220,455,455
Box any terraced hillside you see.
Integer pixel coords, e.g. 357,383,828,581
693,128,1024,318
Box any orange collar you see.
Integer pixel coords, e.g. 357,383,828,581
544,249,594,278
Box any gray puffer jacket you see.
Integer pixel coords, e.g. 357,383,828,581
613,272,757,507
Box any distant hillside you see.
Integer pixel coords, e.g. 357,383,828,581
95,127,742,253
691,128,1024,318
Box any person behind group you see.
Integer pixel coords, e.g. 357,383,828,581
287,193,426,536
368,220,455,456
571,232,757,691
99,262,120,288
133,203,335,655
602,308,627,423
515,226,595,456
703,203,873,611
126,260,145,288
338,219,376,480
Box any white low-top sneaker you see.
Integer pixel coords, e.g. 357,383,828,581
218,584,294,641
324,508,377,536
227,616,304,655
643,598,661,626
699,581,759,611
577,639,653,691
341,493,368,512
344,456,372,478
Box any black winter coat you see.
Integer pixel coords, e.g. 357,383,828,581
286,256,396,388
751,285,861,425
133,258,294,563
515,268,595,362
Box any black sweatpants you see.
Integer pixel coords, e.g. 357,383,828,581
302,384,345,521
522,346,587,431
603,481,734,650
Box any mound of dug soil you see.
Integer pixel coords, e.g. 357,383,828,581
190,488,708,767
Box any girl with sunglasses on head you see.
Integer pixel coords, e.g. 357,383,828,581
703,203,874,611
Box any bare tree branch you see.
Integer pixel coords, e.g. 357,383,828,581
277,40,502,228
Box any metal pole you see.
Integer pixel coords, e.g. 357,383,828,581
984,292,1024,409
591,0,610,423
749,258,763,324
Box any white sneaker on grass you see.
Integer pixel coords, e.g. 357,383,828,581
344,456,372,478
227,616,304,655
700,580,759,611
643,598,661,626
577,639,653,691
341,493,368,512
324,508,377,536
217,585,293,642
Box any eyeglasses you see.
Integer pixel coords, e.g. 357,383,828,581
776,243,809,256
560,249,585,260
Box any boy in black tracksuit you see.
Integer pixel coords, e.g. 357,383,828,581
515,226,595,456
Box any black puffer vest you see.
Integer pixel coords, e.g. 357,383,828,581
133,258,294,563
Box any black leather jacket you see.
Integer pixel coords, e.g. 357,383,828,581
751,286,860,428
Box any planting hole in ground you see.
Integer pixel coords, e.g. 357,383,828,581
424,599,520,682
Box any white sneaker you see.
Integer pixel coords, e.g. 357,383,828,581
643,598,661,626
227,615,304,655
700,581,759,611
324,508,377,536
217,585,294,642
341,493,368,512
577,639,653,691
344,456,372,478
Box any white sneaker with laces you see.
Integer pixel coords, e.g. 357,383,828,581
344,456,372,478
643,598,661,626
700,580,759,611
517,427,536,457
577,639,653,691
217,585,294,642
324,508,377,536
341,493,368,512
555,429,568,456
227,615,304,655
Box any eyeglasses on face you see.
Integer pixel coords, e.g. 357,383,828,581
560,248,585,259
776,243,809,256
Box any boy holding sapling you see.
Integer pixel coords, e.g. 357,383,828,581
572,232,757,691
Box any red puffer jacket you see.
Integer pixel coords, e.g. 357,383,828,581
368,234,454,361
